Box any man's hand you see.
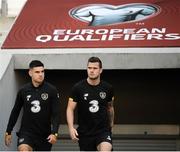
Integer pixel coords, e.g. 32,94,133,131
47,134,57,144
69,127,79,141
5,133,12,147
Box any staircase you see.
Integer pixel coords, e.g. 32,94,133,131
52,135,179,151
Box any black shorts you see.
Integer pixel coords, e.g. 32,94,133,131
78,132,112,151
17,132,52,151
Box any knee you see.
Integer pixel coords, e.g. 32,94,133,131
18,144,33,151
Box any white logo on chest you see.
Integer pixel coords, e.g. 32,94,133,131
41,93,48,100
26,95,31,101
31,100,41,113
99,92,106,99
83,93,88,100
89,100,99,113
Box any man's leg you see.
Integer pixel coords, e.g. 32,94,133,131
96,132,112,151
17,133,34,151
97,141,112,151
18,144,33,151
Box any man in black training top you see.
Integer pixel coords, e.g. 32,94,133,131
5,60,60,151
67,57,114,151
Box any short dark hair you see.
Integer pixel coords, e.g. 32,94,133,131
88,57,102,68
29,60,44,69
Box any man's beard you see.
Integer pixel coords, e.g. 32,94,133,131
35,79,44,84
89,76,99,80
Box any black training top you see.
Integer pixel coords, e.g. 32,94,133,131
70,79,114,137
6,81,60,138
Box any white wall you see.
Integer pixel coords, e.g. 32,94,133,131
0,55,21,150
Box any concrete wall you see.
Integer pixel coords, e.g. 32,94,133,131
0,54,22,151
8,48,180,70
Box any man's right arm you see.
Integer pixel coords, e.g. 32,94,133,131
66,98,79,141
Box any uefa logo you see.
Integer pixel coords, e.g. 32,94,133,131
69,3,160,26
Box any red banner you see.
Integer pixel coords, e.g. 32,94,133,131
1,0,180,49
